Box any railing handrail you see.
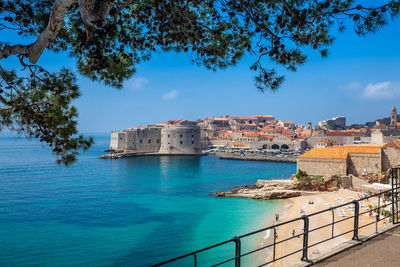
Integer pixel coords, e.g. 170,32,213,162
153,180,400,267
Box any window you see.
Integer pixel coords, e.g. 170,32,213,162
192,135,194,138
168,134,170,138
148,139,151,144
180,141,183,144
192,141,194,144
180,134,183,138
157,139,160,144
139,139,143,144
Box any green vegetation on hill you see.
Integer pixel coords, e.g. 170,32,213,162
347,115,400,129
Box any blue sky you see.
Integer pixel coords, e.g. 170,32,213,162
3,14,400,133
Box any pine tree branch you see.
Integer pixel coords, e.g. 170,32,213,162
0,0,78,64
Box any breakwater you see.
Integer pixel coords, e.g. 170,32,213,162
219,153,297,163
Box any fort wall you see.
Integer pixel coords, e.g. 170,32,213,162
159,126,202,154
297,158,347,177
347,153,381,176
110,132,127,151
382,147,400,170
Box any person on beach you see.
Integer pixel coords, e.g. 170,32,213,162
300,209,305,214
275,213,279,222
292,229,295,237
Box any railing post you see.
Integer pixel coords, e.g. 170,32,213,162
352,200,360,241
331,209,335,238
273,227,276,261
392,169,395,224
233,236,241,267
301,215,311,263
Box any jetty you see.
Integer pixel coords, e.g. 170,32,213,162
218,152,297,163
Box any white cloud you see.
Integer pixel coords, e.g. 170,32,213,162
126,77,149,90
344,81,363,91
162,90,179,100
362,81,400,99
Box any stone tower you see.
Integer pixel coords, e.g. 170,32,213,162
306,122,312,136
390,105,397,127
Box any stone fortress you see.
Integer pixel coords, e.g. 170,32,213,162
109,124,202,156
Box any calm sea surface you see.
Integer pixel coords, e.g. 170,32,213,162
0,134,296,266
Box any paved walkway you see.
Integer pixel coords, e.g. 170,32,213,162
313,225,400,267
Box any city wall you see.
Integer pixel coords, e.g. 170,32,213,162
159,126,201,154
297,158,347,177
347,153,381,176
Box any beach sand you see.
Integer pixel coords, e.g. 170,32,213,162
256,190,390,267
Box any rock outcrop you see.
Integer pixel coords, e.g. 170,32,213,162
362,170,391,184
214,176,343,200
291,175,341,192
214,180,302,200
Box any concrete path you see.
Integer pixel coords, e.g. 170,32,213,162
313,226,400,267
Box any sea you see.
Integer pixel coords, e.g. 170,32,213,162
0,134,296,266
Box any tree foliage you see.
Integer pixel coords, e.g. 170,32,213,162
1,0,399,164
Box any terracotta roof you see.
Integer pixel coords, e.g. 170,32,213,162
299,145,383,159
317,138,340,144
259,135,274,139
233,130,249,133
283,134,295,141
282,129,295,135
233,141,245,146
243,132,260,137
383,139,400,149
252,115,275,118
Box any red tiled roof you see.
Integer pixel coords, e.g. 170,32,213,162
243,132,260,137
283,134,295,140
233,141,245,146
299,145,383,159
259,135,274,139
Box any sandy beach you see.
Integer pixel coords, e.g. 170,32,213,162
255,190,390,267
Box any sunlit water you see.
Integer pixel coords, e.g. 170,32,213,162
0,135,296,266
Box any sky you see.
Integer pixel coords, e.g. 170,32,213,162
3,11,400,134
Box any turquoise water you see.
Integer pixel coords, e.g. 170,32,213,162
0,135,296,266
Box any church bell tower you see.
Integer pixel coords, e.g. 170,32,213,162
390,105,397,127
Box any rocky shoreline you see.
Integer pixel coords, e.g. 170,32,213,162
219,153,297,163
214,180,303,200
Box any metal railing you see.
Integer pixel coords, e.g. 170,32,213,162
153,168,400,267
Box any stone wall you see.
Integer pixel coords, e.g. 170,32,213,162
159,126,202,154
382,147,400,170
135,127,162,153
347,153,381,176
297,158,347,177
351,175,370,189
110,132,126,150
208,139,232,147
305,134,355,148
